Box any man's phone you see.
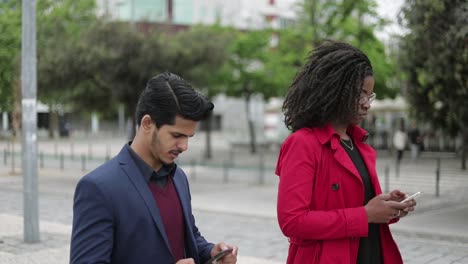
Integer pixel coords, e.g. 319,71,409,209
203,248,233,264
400,191,422,203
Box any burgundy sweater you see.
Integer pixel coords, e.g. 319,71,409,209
149,176,185,261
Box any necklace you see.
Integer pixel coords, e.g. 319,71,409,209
340,138,354,151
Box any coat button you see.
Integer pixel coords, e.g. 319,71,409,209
332,183,340,191
351,237,357,240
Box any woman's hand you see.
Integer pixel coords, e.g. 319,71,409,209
365,193,411,223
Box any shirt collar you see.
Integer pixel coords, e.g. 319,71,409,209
127,142,176,183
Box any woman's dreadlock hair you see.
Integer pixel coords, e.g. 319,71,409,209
283,40,373,132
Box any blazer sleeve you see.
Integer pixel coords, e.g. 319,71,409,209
70,177,114,264
180,173,214,263
276,132,368,241
191,213,214,263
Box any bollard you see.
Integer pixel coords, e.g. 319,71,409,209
384,165,390,193
10,145,15,174
70,142,74,160
81,154,86,171
258,151,265,185
435,158,440,197
223,160,229,184
3,149,7,166
395,159,400,179
88,142,93,161
229,147,235,167
60,152,64,170
54,143,58,159
190,160,196,181
106,144,111,161
39,152,44,169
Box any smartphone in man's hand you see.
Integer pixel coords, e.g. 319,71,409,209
204,248,233,264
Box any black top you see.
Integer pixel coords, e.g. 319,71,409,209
408,128,420,144
127,142,176,188
341,139,382,264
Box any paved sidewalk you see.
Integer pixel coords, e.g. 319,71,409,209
1,135,468,263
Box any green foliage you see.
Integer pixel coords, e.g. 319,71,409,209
0,0,21,112
264,28,312,98
222,29,271,97
294,0,397,98
398,0,467,136
37,0,97,108
0,0,97,112
160,25,234,97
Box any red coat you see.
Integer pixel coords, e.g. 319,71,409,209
276,124,403,264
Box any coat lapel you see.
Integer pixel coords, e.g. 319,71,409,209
315,124,368,182
332,141,363,182
356,143,382,194
116,145,172,255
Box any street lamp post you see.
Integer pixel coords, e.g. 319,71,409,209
21,0,40,243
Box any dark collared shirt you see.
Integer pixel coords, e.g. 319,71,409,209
127,142,176,187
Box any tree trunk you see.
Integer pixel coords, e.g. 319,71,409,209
48,107,59,139
461,127,467,170
244,91,257,154
11,75,21,175
127,101,137,141
12,78,22,138
204,112,212,159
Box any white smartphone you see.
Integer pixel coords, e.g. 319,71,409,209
400,191,422,203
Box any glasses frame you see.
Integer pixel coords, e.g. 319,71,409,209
358,92,376,105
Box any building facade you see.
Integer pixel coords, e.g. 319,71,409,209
96,0,297,30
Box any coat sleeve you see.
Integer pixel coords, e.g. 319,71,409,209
70,177,114,264
276,133,368,241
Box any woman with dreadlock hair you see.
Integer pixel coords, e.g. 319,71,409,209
275,40,417,264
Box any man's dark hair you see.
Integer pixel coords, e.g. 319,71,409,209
283,40,373,132
135,72,214,128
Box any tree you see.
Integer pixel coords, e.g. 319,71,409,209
0,0,21,113
398,0,468,169
165,25,233,159
221,29,271,153
37,0,97,137
295,0,398,98
0,0,98,137
69,21,159,139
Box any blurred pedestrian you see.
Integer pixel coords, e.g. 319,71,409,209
393,124,407,163
275,40,416,264
408,122,421,160
70,72,238,264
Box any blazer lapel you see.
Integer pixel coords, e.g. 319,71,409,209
172,168,194,234
172,168,199,260
116,145,172,255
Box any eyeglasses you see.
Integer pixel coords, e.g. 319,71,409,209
358,92,376,105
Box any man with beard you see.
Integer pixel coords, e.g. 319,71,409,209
70,72,238,264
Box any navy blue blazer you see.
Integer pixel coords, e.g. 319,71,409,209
70,144,214,264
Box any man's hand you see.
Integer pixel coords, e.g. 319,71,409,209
176,258,195,264
209,242,238,264
365,194,411,223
